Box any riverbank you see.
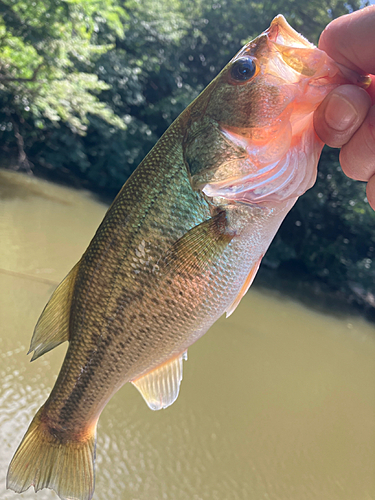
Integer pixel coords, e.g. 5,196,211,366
256,265,375,325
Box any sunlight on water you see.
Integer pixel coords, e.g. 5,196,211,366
0,170,374,500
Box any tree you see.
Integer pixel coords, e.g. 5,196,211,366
0,0,126,169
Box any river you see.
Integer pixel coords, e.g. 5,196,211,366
0,169,374,500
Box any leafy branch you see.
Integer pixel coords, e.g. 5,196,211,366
0,62,44,82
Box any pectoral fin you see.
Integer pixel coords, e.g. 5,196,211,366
131,352,188,410
226,256,262,318
163,211,234,274
28,262,80,361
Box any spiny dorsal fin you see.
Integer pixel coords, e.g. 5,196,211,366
131,352,188,410
28,262,80,361
225,255,262,318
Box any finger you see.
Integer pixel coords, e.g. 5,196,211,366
366,175,375,211
314,85,371,148
318,6,375,75
367,75,375,105
339,105,375,181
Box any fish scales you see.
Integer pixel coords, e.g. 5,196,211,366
7,15,371,500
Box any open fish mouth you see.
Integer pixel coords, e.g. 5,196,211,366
267,14,315,49
268,15,372,87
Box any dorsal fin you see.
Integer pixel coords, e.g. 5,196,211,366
28,262,80,361
226,256,262,318
131,352,188,410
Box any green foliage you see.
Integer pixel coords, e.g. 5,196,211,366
33,73,125,134
0,0,127,164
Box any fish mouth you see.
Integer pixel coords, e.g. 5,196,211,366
256,16,332,86
266,15,314,50
266,15,372,88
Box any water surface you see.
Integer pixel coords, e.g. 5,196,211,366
0,170,374,500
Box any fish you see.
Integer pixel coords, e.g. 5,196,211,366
7,15,370,500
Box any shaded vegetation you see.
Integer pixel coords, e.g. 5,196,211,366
0,0,374,315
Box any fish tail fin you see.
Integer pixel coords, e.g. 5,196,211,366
7,406,97,500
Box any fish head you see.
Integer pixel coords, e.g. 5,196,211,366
185,15,370,206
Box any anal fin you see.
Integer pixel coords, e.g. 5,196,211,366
29,262,80,361
131,352,188,410
226,256,263,318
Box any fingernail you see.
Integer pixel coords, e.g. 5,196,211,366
325,94,358,131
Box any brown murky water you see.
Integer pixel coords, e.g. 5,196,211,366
0,169,374,500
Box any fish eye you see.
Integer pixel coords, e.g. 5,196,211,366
230,57,257,83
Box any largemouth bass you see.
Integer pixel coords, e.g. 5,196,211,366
7,15,370,500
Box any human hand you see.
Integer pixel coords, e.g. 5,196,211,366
313,6,375,209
